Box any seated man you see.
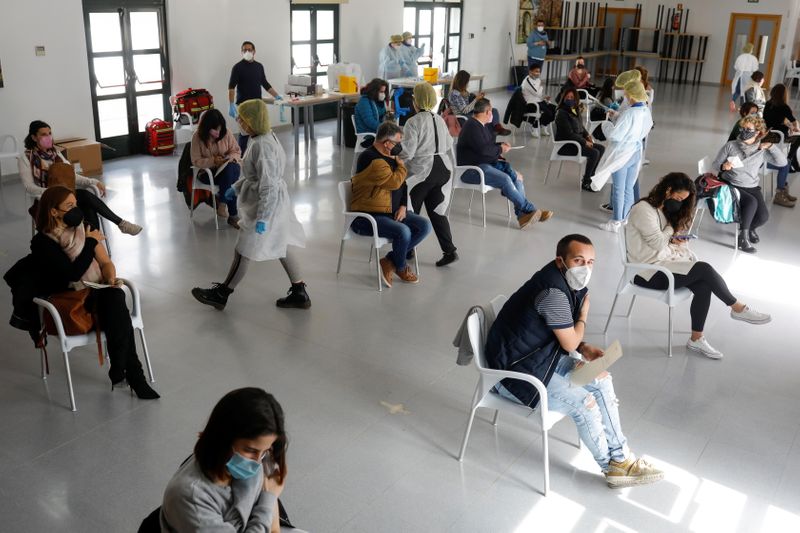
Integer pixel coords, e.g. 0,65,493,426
485,234,664,488
520,64,555,135
457,98,553,229
350,122,432,287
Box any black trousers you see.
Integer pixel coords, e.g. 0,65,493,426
557,142,605,181
525,102,556,126
91,288,144,382
634,262,737,331
732,185,768,230
410,155,456,254
75,188,122,229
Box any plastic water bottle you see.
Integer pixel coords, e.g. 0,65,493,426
279,104,286,123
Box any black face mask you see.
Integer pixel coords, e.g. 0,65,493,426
61,206,84,228
389,143,403,156
738,129,757,141
663,198,683,214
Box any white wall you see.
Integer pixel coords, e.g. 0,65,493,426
339,0,403,81
0,0,94,173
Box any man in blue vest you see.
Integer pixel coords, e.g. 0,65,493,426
526,19,548,69
485,234,664,488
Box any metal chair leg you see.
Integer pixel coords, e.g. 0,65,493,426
336,240,345,274
375,245,383,292
544,161,552,184
481,193,487,227
542,428,550,496
458,406,479,461
557,161,563,179
210,188,219,231
413,248,420,275
603,293,620,334
62,350,77,412
491,410,499,426
40,348,47,379
668,306,674,357
138,329,155,383
626,295,636,317
468,190,475,211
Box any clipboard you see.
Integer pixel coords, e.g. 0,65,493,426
569,340,623,387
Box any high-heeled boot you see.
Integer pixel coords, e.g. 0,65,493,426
737,231,757,253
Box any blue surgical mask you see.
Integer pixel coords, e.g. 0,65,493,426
563,98,575,107
226,452,262,480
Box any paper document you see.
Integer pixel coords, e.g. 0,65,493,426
507,146,526,150
214,159,231,177
569,340,623,387
82,281,121,289
727,156,744,169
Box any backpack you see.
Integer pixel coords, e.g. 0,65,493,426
173,88,214,125
144,119,175,156
176,143,213,210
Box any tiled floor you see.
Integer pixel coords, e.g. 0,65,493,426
0,82,799,532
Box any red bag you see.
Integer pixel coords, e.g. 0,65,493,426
145,118,175,156
173,88,214,125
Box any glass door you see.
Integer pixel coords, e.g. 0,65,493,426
403,1,462,76
291,4,339,89
722,13,782,86
83,0,171,157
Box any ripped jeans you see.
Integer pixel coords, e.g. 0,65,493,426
497,354,629,471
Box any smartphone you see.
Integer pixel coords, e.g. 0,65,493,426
673,233,697,240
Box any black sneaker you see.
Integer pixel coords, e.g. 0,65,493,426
276,282,311,309
581,181,595,192
191,283,233,310
436,251,459,267
599,203,613,213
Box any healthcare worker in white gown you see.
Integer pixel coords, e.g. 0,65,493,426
729,43,760,112
191,99,310,310
591,79,653,233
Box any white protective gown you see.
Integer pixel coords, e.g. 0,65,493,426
731,53,760,100
378,45,405,80
399,44,425,77
401,110,455,215
590,104,654,191
233,132,306,261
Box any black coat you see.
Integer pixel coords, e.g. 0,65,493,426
554,107,589,148
503,88,528,128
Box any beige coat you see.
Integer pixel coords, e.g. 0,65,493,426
625,201,696,281
190,130,241,169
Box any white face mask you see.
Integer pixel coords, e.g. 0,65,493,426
242,51,254,62
537,26,545,32
561,260,592,291
378,93,386,102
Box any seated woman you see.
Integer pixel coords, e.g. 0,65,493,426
20,120,142,236
566,56,597,96
713,114,789,252
354,78,389,139
160,387,286,532
554,87,605,191
627,172,771,359
191,109,242,228
520,64,555,134
743,71,766,113
448,70,510,136
763,83,800,171
30,186,159,399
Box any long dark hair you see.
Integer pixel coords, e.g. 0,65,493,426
640,172,696,232
769,83,788,106
197,109,227,145
362,78,387,102
597,77,615,102
559,87,579,109
25,120,51,150
451,70,471,94
194,388,288,484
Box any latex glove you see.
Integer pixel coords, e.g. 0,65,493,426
229,102,237,118
275,94,283,101
223,187,237,201
255,220,267,234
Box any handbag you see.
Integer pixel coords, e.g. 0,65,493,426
442,107,462,137
42,288,104,365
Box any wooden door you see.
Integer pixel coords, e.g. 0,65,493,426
597,7,637,76
721,13,782,85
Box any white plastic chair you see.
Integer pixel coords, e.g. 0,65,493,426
447,153,512,228
0,135,20,192
759,129,788,200
189,166,220,230
577,89,592,125
335,180,419,291
587,119,612,145
351,115,375,175
694,156,742,249
521,102,552,139
784,60,800,99
457,295,579,496
603,232,693,357
544,121,586,189
33,278,155,411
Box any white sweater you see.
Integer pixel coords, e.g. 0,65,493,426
625,202,696,281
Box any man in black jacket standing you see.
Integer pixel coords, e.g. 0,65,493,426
485,234,663,488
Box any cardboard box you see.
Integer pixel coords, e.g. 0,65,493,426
54,137,103,177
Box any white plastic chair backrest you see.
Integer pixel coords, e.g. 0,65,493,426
467,294,507,372
351,115,357,130
577,89,589,102
697,156,712,175
490,294,507,315
0,134,18,154
770,129,785,144
337,180,352,214
617,229,629,267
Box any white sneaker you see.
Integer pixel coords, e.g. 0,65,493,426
643,159,651,166
531,129,540,139
599,220,623,233
687,336,723,359
542,128,551,137
730,306,771,325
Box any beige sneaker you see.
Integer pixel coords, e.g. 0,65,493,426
784,186,797,202
396,266,419,284
379,257,394,288
118,220,142,236
539,210,555,222
774,189,796,208
216,202,229,218
605,455,664,488
517,210,542,229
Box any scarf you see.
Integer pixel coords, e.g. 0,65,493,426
26,147,59,188
48,224,103,287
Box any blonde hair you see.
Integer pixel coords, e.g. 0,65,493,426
738,114,766,134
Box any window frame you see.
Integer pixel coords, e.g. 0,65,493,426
290,4,340,87
404,0,463,75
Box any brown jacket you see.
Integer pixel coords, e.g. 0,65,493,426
350,149,407,213
190,130,241,169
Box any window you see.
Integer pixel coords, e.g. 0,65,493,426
290,4,339,89
404,0,463,76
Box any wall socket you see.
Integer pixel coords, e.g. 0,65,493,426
35,46,45,56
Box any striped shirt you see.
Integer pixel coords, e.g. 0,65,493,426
533,288,574,330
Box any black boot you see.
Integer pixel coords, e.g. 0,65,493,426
581,179,595,192
276,282,311,309
191,283,233,310
436,251,459,267
127,373,160,400
748,229,760,243
738,231,757,253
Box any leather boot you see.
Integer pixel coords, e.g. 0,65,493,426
748,229,760,243
191,283,233,310
276,282,311,309
737,231,757,253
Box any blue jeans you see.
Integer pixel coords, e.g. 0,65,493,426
350,212,431,271
237,133,249,154
497,355,629,471
611,150,641,221
768,162,790,189
198,163,241,216
461,162,535,216
528,57,544,70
